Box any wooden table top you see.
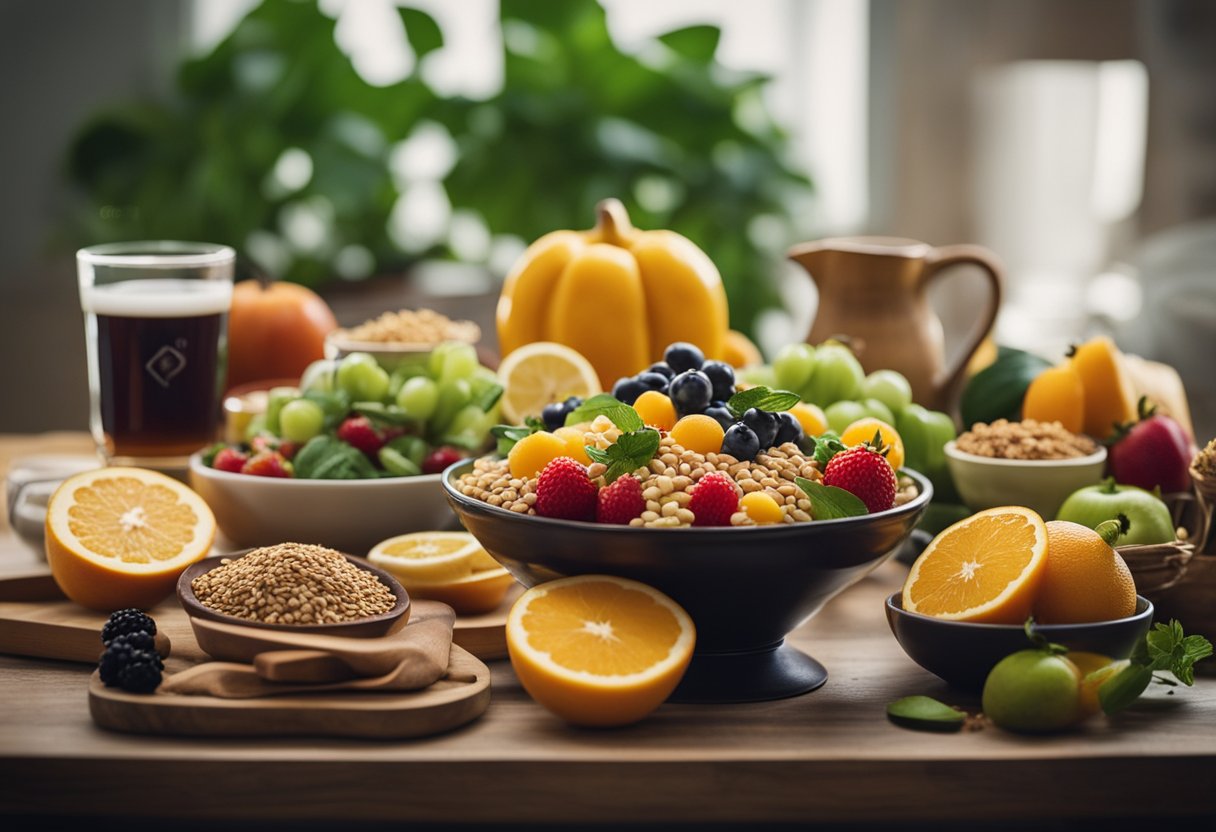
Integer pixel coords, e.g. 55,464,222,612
2,434,1216,824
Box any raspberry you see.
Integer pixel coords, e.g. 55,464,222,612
689,471,741,527
212,447,248,474
337,415,386,456
822,445,897,513
596,475,646,525
534,457,597,521
101,609,157,645
241,451,293,478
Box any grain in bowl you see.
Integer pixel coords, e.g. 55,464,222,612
956,419,1098,461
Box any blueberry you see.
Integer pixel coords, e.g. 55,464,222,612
775,411,804,446
741,407,779,449
669,370,713,416
664,342,704,374
705,405,736,431
612,377,648,406
562,396,584,411
700,360,735,402
542,402,567,431
722,422,760,461
647,362,675,380
636,372,670,392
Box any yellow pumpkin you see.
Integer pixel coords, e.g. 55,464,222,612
496,199,729,388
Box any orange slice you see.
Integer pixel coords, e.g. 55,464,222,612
368,531,484,583
902,506,1048,624
405,568,517,615
45,467,216,611
506,575,695,726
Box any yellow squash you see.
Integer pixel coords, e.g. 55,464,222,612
497,199,729,387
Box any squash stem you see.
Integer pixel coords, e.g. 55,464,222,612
594,198,634,246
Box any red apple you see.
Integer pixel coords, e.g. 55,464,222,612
226,280,337,389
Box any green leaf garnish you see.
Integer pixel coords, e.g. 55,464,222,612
353,401,415,427
565,393,644,433
472,381,504,412
1099,620,1213,714
886,696,966,732
726,386,801,418
809,431,847,468
201,442,226,468
490,416,545,455
586,428,660,484
795,476,867,519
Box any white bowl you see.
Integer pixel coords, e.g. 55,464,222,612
944,440,1108,520
188,454,457,556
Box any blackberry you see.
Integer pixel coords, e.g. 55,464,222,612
98,641,136,687
118,652,164,694
108,630,156,653
101,609,156,645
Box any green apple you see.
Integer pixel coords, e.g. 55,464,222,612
801,343,864,406
859,397,895,425
824,400,868,434
1055,479,1175,545
861,369,913,414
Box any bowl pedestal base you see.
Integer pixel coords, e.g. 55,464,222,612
669,640,827,704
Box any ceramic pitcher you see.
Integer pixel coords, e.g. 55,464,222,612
789,238,1002,411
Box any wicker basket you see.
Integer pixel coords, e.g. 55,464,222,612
1120,467,1216,671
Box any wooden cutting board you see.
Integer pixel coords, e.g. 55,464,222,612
88,644,491,740
0,571,512,663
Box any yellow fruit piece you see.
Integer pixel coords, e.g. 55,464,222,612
553,426,592,465
404,568,517,615
633,391,677,431
1034,520,1138,624
506,575,695,727
1070,652,1123,718
740,491,782,524
368,531,485,583
497,199,729,389
722,329,763,368
1071,336,1137,440
669,414,724,455
45,467,215,611
507,431,570,479
789,402,828,437
1022,362,1086,434
497,341,601,424
902,506,1048,623
840,417,905,470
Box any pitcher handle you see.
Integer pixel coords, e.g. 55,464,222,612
919,244,1003,406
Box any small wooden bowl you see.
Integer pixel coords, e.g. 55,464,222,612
177,552,411,640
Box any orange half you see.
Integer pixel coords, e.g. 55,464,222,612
902,506,1048,623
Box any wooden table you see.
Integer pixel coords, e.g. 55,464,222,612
2,436,1215,825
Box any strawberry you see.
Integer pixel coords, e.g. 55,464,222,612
535,457,597,521
277,441,301,461
822,443,896,513
241,451,293,478
689,471,741,526
422,445,466,475
336,416,385,456
596,474,646,525
212,447,248,474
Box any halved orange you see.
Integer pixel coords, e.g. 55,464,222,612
405,569,517,615
45,467,216,611
506,575,695,726
902,506,1048,624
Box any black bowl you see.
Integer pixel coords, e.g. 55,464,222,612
443,460,932,703
885,592,1154,691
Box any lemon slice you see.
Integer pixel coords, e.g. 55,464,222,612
368,531,485,583
497,341,601,424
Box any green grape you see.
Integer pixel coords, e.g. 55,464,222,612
388,359,429,400
825,400,868,434
279,399,325,443
772,343,817,394
265,386,299,435
337,352,390,402
861,370,913,414
860,398,896,425
396,376,440,421
299,360,337,394
428,341,461,377
441,404,494,450
437,342,480,384
803,343,864,406
429,379,472,437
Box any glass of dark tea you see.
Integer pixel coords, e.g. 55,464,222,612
77,241,235,472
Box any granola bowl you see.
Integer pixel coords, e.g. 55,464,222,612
945,440,1108,519
442,459,932,704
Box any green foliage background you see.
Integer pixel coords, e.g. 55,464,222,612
65,0,813,335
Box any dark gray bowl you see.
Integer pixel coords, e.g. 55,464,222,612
443,460,932,703
885,592,1154,691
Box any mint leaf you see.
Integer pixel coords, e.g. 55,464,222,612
795,476,867,519
726,386,801,418
589,428,660,483
490,416,544,455
886,696,966,732
809,431,847,468
1145,620,1213,685
565,393,644,433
